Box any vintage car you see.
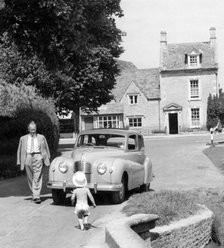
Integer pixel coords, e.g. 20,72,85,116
47,129,153,204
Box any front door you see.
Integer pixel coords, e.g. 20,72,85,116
169,113,178,134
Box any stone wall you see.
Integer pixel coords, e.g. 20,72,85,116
147,206,213,248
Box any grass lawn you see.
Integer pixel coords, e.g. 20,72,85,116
123,190,201,226
203,145,224,174
123,144,224,246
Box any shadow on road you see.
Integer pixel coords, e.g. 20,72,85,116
0,167,51,198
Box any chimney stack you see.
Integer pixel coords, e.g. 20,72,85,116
160,31,167,47
160,31,167,68
210,27,216,46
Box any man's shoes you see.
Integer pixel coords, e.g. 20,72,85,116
33,198,41,204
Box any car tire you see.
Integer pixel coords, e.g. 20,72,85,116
111,176,127,204
52,189,66,205
140,183,150,193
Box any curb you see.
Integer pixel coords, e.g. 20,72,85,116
105,214,159,248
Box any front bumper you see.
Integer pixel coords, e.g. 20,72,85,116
47,181,122,193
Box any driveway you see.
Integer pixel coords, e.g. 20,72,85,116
145,133,224,190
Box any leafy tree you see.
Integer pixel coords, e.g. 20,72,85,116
0,0,124,132
0,34,54,96
207,89,224,130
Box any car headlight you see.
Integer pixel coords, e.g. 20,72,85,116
58,162,68,173
97,162,107,175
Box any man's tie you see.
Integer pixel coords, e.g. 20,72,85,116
31,137,34,153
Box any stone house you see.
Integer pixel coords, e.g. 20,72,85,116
159,27,218,134
80,27,219,134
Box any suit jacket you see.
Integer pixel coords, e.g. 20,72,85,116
17,134,51,170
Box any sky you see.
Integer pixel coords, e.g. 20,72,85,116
115,0,224,69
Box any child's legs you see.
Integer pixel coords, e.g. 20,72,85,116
78,217,84,230
83,215,88,224
77,211,85,230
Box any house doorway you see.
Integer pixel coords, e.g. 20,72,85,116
169,113,178,134
84,117,93,130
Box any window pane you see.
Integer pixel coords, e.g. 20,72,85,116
190,80,199,98
191,108,200,126
128,117,142,127
97,115,120,128
190,55,198,66
129,95,138,104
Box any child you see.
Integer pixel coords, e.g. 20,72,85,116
71,171,96,230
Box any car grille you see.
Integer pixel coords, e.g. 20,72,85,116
74,161,91,182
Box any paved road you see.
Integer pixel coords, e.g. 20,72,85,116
145,133,224,190
1,133,224,248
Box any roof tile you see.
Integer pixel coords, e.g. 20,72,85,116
113,67,160,101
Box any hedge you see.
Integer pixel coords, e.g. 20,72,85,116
0,82,60,179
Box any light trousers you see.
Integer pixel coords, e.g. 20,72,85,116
25,154,43,199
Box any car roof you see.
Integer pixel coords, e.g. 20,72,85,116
79,128,142,136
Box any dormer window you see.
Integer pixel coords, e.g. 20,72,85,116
185,52,202,68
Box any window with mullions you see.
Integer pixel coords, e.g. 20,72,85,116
129,95,138,105
129,117,142,127
191,108,200,127
189,55,198,67
190,80,199,99
98,115,121,128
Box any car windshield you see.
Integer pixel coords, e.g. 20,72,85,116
76,133,126,149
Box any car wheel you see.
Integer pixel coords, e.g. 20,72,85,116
112,176,127,204
52,189,66,205
140,183,150,193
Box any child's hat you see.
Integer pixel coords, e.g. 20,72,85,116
72,171,87,187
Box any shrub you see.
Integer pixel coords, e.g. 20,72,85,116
0,82,59,178
0,155,21,179
0,82,59,156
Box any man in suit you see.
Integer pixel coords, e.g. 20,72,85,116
17,121,50,203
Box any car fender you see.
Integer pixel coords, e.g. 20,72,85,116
143,157,153,184
109,158,131,188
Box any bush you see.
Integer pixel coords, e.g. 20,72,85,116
0,155,21,179
0,82,60,178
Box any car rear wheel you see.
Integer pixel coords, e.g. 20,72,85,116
52,189,66,205
111,176,127,204
140,183,150,193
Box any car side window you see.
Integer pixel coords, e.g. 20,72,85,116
128,135,137,150
138,135,144,150
77,135,96,146
84,135,96,145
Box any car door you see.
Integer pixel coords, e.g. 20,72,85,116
125,134,145,189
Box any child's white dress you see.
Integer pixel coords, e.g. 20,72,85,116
74,203,90,216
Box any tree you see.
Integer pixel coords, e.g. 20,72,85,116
0,34,54,96
207,89,224,130
0,0,124,132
